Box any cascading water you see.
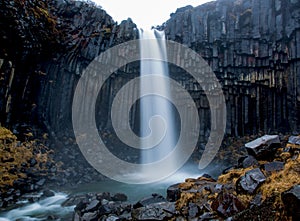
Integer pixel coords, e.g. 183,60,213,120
0,192,74,221
139,29,177,175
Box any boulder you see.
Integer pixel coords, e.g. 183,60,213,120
281,185,300,220
211,191,246,218
85,199,101,212
42,189,55,198
238,155,259,168
133,193,166,209
236,168,266,194
111,193,127,202
166,183,181,202
288,136,300,145
245,135,281,159
262,161,284,175
132,202,175,221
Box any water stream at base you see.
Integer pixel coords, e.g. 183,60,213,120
0,192,74,221
0,163,203,220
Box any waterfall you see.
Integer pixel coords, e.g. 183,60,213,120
139,29,177,174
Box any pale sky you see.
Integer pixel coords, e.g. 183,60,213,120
92,0,213,29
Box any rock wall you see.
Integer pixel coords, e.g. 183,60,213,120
0,0,299,141
163,0,300,135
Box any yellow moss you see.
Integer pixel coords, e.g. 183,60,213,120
0,127,17,141
176,192,198,210
0,127,54,190
217,167,254,185
237,193,254,206
178,181,194,190
260,155,300,201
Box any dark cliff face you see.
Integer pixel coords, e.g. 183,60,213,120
0,0,299,140
163,0,300,135
0,0,138,132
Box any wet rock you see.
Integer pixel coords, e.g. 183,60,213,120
111,193,127,202
245,135,281,160
262,161,284,175
81,212,98,221
132,202,175,221
250,193,262,208
36,178,46,187
199,212,218,220
188,202,200,218
167,183,181,202
281,185,300,220
85,199,101,212
288,136,300,145
236,168,266,194
238,155,259,168
211,191,246,218
133,193,166,208
42,190,55,197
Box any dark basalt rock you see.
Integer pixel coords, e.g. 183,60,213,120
282,185,300,220
211,191,246,218
166,183,181,202
85,199,101,212
236,168,266,194
262,161,285,175
132,202,175,221
289,136,300,145
237,155,259,168
42,189,55,198
133,193,166,209
111,193,128,202
245,135,281,160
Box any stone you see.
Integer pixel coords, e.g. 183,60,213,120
238,155,259,168
85,199,101,212
132,202,175,221
250,193,262,208
42,190,55,197
166,183,181,202
133,193,166,209
281,185,300,220
188,203,199,218
111,193,127,202
81,212,98,221
236,168,266,194
245,135,281,159
288,136,300,145
262,161,284,174
211,191,246,218
199,212,218,220
36,178,46,186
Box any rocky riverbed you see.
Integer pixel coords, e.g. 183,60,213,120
0,126,299,220
70,135,300,221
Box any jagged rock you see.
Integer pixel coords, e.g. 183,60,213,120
289,136,300,145
211,191,246,218
42,189,55,197
238,155,259,168
81,212,98,221
245,135,281,159
188,202,200,218
133,193,166,209
236,168,266,194
262,161,284,175
111,193,127,202
166,183,181,202
132,202,175,221
281,185,300,220
85,199,101,212
250,193,262,208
